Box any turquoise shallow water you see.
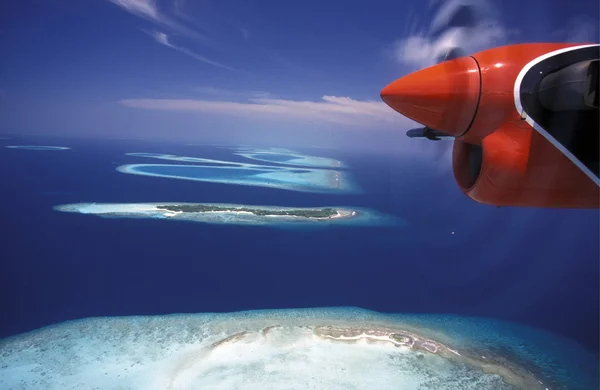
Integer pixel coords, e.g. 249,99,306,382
245,153,296,162
235,151,346,168
220,307,600,389
135,165,279,178
126,149,345,169
1,307,596,390
384,313,599,390
117,163,358,193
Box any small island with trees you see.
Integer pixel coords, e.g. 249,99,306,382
156,204,344,219
53,202,375,226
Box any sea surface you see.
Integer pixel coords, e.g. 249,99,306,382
1,135,598,388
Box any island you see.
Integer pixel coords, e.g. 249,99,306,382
312,326,541,389
52,202,400,227
2,307,595,390
156,204,341,219
5,145,70,150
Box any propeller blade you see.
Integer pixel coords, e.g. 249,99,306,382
431,3,477,63
406,127,454,141
396,1,496,163
436,47,465,63
431,3,477,35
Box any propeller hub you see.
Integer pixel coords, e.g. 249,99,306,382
380,56,481,137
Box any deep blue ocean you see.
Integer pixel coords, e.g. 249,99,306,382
1,135,598,360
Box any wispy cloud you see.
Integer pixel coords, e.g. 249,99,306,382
110,0,158,19
550,16,599,43
392,0,596,69
108,0,238,70
119,95,414,127
108,0,209,43
240,28,250,42
149,31,237,71
392,0,512,68
107,0,305,75
173,0,185,14
194,86,274,99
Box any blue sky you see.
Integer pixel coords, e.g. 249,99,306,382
0,0,598,150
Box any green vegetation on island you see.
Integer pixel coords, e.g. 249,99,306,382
157,204,341,219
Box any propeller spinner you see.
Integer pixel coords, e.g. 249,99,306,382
382,3,481,141
380,56,481,138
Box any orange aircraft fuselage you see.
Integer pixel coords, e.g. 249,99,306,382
381,43,600,208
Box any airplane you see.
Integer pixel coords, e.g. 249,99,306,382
380,7,599,209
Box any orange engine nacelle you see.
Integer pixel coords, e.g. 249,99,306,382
382,43,599,208
452,132,599,208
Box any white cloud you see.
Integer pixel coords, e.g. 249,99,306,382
392,0,510,68
153,31,169,45
108,0,210,44
109,0,235,71
148,31,237,71
119,95,416,127
393,0,596,70
109,0,158,19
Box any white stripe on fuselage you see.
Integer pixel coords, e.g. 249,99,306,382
513,44,600,186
